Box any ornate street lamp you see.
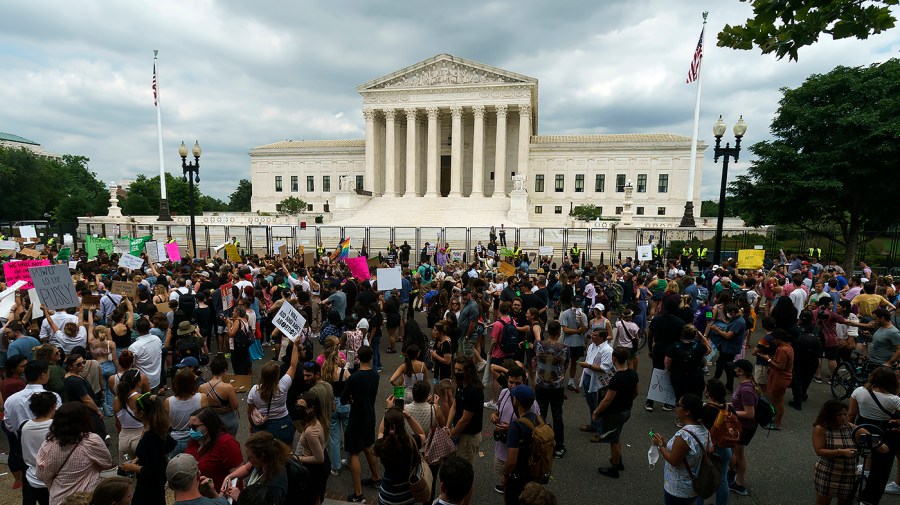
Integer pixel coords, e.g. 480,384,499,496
179,141,201,258
711,116,747,266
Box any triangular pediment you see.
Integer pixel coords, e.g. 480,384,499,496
357,54,536,92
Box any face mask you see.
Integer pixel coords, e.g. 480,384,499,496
454,373,466,382
189,429,205,441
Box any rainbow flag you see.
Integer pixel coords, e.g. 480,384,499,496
331,237,351,261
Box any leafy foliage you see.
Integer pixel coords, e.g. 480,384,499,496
700,199,740,218
277,196,307,215
729,59,900,270
229,179,252,212
718,0,898,61
198,195,229,212
569,204,603,221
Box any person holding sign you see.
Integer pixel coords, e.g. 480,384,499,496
42,304,88,353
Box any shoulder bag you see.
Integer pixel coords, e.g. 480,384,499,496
250,389,274,428
867,388,900,420
423,404,455,465
409,441,433,503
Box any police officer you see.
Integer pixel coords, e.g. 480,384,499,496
652,243,665,265
570,243,580,265
681,243,693,270
695,243,709,271
807,245,822,260
316,242,326,260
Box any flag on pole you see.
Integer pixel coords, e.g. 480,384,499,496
331,237,351,262
685,26,704,84
152,61,159,106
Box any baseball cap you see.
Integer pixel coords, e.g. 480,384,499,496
166,454,198,488
356,318,369,331
511,385,535,403
174,356,199,369
592,303,605,312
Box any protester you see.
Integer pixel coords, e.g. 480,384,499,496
729,359,760,496
848,367,900,504
491,365,540,494
167,367,208,456
198,354,240,436
759,329,794,429
340,345,380,503
651,394,710,505
19,391,57,505
373,401,426,505
295,391,330,505
533,320,568,458
90,477,135,505
222,432,290,504
247,340,299,445
184,407,244,491
168,454,229,505
120,394,175,505
593,346,639,479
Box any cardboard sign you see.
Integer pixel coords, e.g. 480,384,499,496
110,280,139,298
346,256,371,280
119,253,144,271
156,242,169,262
303,251,315,266
637,245,653,262
18,225,37,239
19,248,42,258
498,261,516,277
376,267,402,291
155,302,172,314
647,368,677,406
224,244,241,262
367,257,381,268
273,240,284,251
0,240,19,251
450,251,464,263
297,245,304,256
222,373,252,390
220,282,235,310
737,249,765,270
278,244,288,258
166,242,182,262
145,240,159,263
539,246,553,256
82,294,101,309
29,264,79,310
0,250,16,258
3,259,50,290
271,302,307,342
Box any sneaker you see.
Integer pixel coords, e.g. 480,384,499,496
813,376,823,384
885,482,900,495
662,404,675,412
645,401,654,412
330,469,340,477
554,447,567,459
729,482,749,496
597,466,620,479
494,484,505,494
484,400,498,410
341,458,349,468
362,478,381,488
347,494,366,503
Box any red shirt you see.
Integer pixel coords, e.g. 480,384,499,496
491,316,514,359
1,377,26,400
185,432,244,489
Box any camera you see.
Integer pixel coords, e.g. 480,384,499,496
493,429,508,443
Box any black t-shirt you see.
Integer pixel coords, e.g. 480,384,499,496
500,286,519,303
665,340,707,380
133,432,176,505
507,411,538,472
453,384,484,435
559,283,574,305
399,244,412,261
649,314,685,368
356,290,377,310
135,300,158,318
63,375,92,404
607,368,639,413
435,340,453,381
341,368,379,429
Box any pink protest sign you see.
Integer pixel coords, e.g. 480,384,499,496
166,242,182,262
345,256,371,280
3,260,50,290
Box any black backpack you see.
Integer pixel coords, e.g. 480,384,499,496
756,397,776,428
177,288,196,318
499,318,519,356
233,322,251,350
176,335,203,362
284,457,309,500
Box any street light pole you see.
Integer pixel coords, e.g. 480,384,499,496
179,141,201,259
711,115,747,266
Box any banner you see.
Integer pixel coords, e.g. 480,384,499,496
3,259,50,290
129,235,153,256
637,245,653,262
119,253,145,271
271,302,306,342
29,264,79,310
647,368,677,406
737,249,765,270
220,282,234,310
56,247,71,262
166,242,182,262
346,256,370,280
450,251,464,263
85,236,114,259
376,267,402,291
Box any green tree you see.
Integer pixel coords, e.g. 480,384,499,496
700,198,740,218
729,59,900,271
229,179,252,212
277,196,307,216
125,173,202,216
198,195,229,212
718,0,898,61
122,193,154,216
569,204,604,221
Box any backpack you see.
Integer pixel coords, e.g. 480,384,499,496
683,429,722,499
756,397,776,428
421,265,433,283
517,415,555,483
709,405,743,449
284,456,309,500
177,288,196,318
176,335,203,362
233,322,251,350
499,318,519,356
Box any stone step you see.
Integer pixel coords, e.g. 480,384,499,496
332,195,524,227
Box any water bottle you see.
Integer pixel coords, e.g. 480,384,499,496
120,454,135,478
648,444,660,470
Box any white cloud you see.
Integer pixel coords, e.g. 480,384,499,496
0,0,897,202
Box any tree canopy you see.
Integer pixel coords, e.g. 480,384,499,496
729,58,900,270
229,179,252,212
718,0,898,61
277,196,307,216
122,173,227,216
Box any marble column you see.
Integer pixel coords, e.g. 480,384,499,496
471,105,485,197
363,108,376,193
425,106,439,197
517,104,531,186
384,109,397,196
495,105,508,196
404,108,418,197
449,105,463,197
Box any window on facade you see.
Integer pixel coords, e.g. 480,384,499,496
307,204,313,211
595,174,605,192
535,174,544,192
658,174,669,193
323,176,331,192
575,174,584,193
356,175,364,190
637,174,647,193
616,174,626,192
554,206,562,214
290,176,298,192
490,172,495,180
636,206,645,215
275,176,282,192
535,206,543,214
307,176,314,192
555,174,564,192
615,206,623,215
658,207,666,216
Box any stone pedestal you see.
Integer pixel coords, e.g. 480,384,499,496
507,190,529,224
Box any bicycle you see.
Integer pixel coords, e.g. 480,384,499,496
831,350,871,400
848,423,885,505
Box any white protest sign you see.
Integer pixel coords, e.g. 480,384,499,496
145,240,159,263
0,280,28,315
63,234,74,245
29,264,80,310
68,261,79,270
450,251,464,262
539,246,553,256
119,253,145,271
157,242,169,262
487,249,496,257
271,302,306,342
376,267,402,291
647,368,677,406
274,240,284,251
19,225,37,239
637,245,653,262
426,244,436,255
113,239,129,255
28,289,43,319
0,240,20,251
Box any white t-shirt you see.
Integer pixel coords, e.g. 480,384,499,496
851,386,900,421
51,326,87,353
129,334,164,388
248,374,293,420
21,418,53,488
789,288,808,316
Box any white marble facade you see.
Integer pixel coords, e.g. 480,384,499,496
250,54,704,226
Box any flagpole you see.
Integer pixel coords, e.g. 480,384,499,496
679,12,707,228
155,50,173,221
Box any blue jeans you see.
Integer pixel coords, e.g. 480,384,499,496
101,360,117,416
329,398,351,471
695,446,732,505
581,373,602,433
372,330,382,371
261,414,295,446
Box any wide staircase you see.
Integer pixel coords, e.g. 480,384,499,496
331,194,525,227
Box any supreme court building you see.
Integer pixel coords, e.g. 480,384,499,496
250,54,704,227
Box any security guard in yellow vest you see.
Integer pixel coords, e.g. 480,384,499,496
513,243,522,258
570,243,580,264
681,245,693,269
808,246,821,259
696,245,709,269
653,244,665,264
47,237,56,247
0,233,5,240
316,242,326,260
166,235,175,244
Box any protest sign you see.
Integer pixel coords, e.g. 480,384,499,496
346,256,371,280
737,249,765,270
19,248,42,258
278,244,288,258
367,257,380,268
0,240,19,251
271,302,307,342
225,244,241,262
647,368,677,406
3,260,50,290
486,249,495,257
63,234,73,245
82,294,101,309
0,250,15,258
29,264,79,310
156,242,168,262
129,236,153,256
113,239,129,255
637,245,653,262
498,261,516,277
18,225,37,239
145,241,159,263
166,243,182,262
450,251,464,263
56,247,71,262
85,236,114,259
376,267,402,291
273,240,284,252
68,261,78,270
155,302,172,314
119,253,144,271
110,280,139,298
27,289,43,319
539,246,553,256
297,245,304,256
426,244,436,255
0,280,28,315
220,283,234,310
303,251,315,266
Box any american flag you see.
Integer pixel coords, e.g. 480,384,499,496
686,27,704,84
152,62,158,106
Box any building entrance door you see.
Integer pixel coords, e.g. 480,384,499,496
440,155,451,196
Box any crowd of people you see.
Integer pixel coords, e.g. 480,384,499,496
0,235,899,505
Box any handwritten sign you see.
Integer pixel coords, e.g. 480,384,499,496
647,368,677,406
450,251,464,263
19,248,42,258
637,245,653,262
166,243,182,262
0,240,19,251
68,261,79,270
271,302,306,342
3,260,50,290
82,294,101,309
486,249,496,257
29,264,79,310
303,251,315,266
376,267,402,291
155,302,172,314
0,280,28,315
63,234,73,245
145,240,159,263
224,244,241,262
119,253,144,271
539,246,553,256
156,242,168,262
346,256,371,280
498,261,516,277
110,280,139,298
220,282,234,310
27,289,43,319
426,245,436,255
113,239,129,255
737,249,765,270
18,225,37,239
278,244,288,258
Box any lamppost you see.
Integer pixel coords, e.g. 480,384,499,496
711,115,747,266
179,141,201,258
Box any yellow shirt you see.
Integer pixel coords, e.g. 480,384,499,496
851,293,892,317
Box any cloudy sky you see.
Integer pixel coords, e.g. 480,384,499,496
2,1,898,202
